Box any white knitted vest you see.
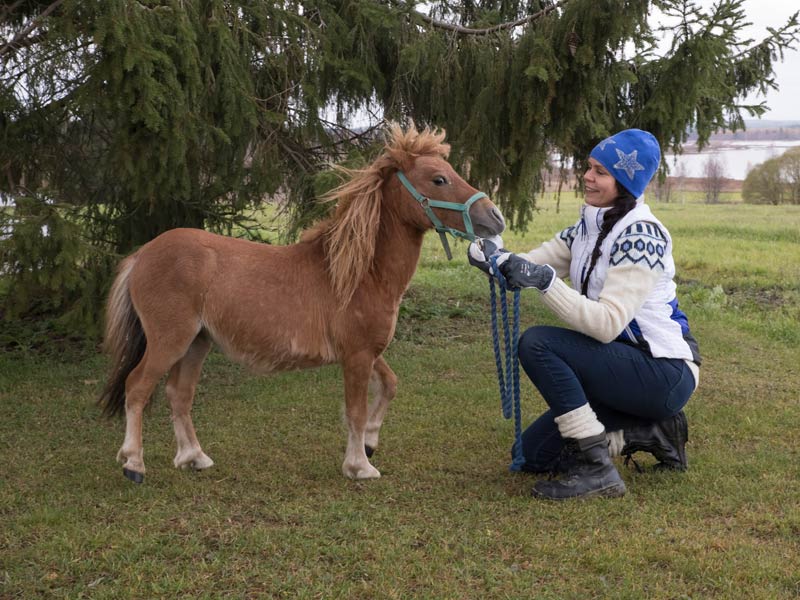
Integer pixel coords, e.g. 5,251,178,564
568,201,698,363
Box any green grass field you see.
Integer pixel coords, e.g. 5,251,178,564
2,196,799,598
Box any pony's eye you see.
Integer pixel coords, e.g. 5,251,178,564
432,176,448,186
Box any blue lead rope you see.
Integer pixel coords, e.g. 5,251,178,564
488,257,525,472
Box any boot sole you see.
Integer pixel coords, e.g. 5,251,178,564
531,481,627,501
625,412,689,471
660,411,688,470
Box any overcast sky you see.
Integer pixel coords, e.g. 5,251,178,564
653,0,800,121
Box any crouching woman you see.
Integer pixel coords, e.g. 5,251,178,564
469,129,701,500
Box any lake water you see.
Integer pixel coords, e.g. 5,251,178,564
665,140,800,180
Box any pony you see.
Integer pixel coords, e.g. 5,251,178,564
99,123,505,483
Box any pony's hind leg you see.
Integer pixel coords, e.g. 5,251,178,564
167,334,214,471
364,356,397,458
116,347,177,482
117,327,201,483
342,352,381,479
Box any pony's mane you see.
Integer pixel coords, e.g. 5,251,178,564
302,123,450,304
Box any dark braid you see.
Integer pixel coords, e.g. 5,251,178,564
580,183,638,296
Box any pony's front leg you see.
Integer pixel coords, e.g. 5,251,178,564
364,356,397,458
342,352,381,479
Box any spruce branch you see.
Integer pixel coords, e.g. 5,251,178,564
412,0,570,35
0,0,67,59
305,118,385,152
277,136,317,173
0,31,49,62
1,40,93,88
731,11,800,60
0,0,27,24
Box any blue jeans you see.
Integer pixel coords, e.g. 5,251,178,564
515,326,696,472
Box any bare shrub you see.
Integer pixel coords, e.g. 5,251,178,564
702,156,725,204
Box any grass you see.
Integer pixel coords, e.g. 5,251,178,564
2,196,800,598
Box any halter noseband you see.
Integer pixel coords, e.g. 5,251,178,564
396,171,488,260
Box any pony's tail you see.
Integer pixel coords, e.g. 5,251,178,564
98,255,147,418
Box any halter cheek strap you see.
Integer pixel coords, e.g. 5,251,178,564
396,171,488,260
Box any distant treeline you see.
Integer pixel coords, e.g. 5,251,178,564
742,147,800,205
688,121,800,142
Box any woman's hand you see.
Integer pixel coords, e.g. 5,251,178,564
494,253,556,291
467,235,506,275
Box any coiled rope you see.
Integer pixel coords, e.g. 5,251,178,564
488,257,525,472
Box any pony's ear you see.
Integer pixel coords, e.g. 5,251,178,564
383,148,414,173
381,121,450,171
376,161,401,182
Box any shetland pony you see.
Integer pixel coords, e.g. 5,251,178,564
99,123,505,483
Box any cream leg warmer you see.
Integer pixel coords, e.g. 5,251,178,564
606,430,625,457
554,404,605,440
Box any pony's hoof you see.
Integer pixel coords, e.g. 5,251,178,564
358,466,381,480
343,463,381,480
365,445,375,458
175,451,214,471
190,455,214,471
123,468,144,484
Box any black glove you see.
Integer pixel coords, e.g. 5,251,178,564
494,253,556,291
467,235,506,275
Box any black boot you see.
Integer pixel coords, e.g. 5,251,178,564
531,432,626,500
515,440,579,476
621,410,688,471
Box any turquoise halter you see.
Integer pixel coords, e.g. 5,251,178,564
396,171,488,260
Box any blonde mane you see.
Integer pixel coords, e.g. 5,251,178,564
305,123,450,304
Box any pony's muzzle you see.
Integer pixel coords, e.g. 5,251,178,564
472,203,506,238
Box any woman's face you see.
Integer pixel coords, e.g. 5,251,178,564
584,158,619,207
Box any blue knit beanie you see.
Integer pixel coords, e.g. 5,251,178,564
589,129,661,198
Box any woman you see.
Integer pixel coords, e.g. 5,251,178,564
469,129,701,500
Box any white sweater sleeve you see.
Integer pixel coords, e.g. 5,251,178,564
517,234,573,278
539,262,660,343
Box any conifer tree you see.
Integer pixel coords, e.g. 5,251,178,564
1,0,798,335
